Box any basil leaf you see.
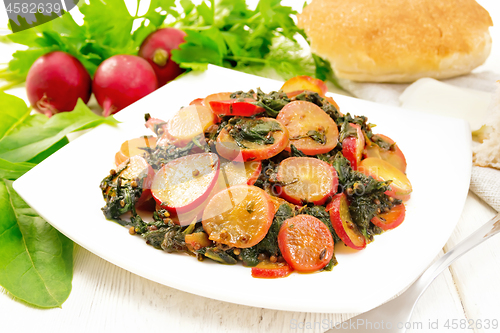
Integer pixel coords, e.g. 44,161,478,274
0,99,118,162
0,159,35,180
0,179,73,308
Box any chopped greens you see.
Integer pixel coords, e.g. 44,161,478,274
291,129,327,145
331,153,401,240
226,117,282,148
241,203,295,266
232,88,291,117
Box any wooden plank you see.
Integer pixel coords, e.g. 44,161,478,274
444,191,499,333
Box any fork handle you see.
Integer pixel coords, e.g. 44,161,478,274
404,212,500,304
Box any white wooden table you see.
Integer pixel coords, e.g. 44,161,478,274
1,1,500,332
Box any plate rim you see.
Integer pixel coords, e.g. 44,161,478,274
13,65,472,313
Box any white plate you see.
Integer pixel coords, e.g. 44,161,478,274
14,65,471,313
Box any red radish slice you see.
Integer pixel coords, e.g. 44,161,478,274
115,136,156,166
203,92,233,109
358,158,412,201
276,157,338,205
190,98,204,105
342,123,365,170
251,261,294,278
185,232,213,251
371,204,406,230
277,101,338,155
364,134,407,173
216,118,289,162
203,92,233,123
114,156,155,206
164,105,216,146
151,153,220,217
202,185,274,248
326,193,366,250
280,76,328,96
209,99,264,117
324,96,341,113
220,160,262,187
278,214,334,272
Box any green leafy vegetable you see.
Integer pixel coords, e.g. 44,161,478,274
0,158,35,180
331,153,400,240
291,129,327,145
0,179,73,308
240,203,294,266
232,88,290,117
226,117,282,148
0,99,118,162
1,0,340,89
293,91,342,122
0,92,118,308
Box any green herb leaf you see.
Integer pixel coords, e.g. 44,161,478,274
0,159,35,180
171,28,224,67
0,179,73,308
0,99,118,163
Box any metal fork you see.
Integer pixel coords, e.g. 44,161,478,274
326,212,500,333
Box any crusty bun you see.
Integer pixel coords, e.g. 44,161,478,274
298,0,493,83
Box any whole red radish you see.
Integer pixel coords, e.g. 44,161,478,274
139,28,186,86
93,55,158,117
26,51,91,117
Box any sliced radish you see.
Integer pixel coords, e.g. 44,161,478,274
115,136,156,166
209,99,264,117
165,105,216,146
151,153,220,218
371,204,406,230
203,92,233,123
114,156,155,206
280,76,327,96
278,214,334,272
216,118,289,162
251,261,294,278
219,160,262,187
277,101,338,155
364,134,407,173
202,185,274,248
342,123,365,170
358,157,412,201
276,157,338,205
326,193,366,250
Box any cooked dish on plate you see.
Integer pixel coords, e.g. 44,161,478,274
99,76,412,278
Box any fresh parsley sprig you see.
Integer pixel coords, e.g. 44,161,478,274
1,0,339,89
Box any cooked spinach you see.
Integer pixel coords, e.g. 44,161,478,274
226,117,282,148
231,88,290,117
293,91,342,122
372,135,395,151
99,161,144,220
142,140,195,170
240,203,295,266
338,113,373,142
331,153,401,240
290,144,306,157
291,129,327,145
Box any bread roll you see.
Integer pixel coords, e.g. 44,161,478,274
298,0,493,83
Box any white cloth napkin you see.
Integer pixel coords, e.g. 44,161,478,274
339,71,500,212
